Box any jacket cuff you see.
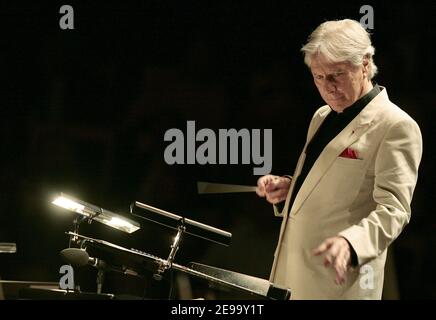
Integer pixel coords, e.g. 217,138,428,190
273,202,285,217
338,226,372,266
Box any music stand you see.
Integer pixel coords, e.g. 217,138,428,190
67,233,291,300
130,201,232,280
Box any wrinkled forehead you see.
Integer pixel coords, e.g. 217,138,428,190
309,54,353,73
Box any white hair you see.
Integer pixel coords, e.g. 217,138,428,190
301,19,378,79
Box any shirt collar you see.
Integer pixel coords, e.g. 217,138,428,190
329,84,381,118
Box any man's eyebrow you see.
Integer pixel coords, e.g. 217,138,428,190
327,69,345,75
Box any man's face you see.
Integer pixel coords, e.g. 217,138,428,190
310,54,369,112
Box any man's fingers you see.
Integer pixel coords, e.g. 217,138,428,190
332,245,351,285
256,176,272,197
333,260,347,278
266,194,285,204
265,176,290,192
313,237,352,285
265,179,280,193
256,176,291,204
323,244,340,267
313,238,334,256
255,186,265,197
323,254,334,267
275,178,291,190
265,189,287,203
334,262,348,285
335,274,346,285
256,175,279,197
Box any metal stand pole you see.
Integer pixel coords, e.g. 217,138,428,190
153,219,186,280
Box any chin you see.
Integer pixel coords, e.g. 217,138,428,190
328,100,352,112
328,103,345,112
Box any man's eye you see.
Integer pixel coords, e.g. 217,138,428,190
333,72,344,77
314,75,323,80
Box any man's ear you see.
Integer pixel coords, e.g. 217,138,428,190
362,55,370,78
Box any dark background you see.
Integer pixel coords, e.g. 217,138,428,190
0,1,434,299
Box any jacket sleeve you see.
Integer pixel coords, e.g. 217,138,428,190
338,118,423,266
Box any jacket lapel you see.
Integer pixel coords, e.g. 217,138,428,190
280,106,331,218
306,106,332,144
289,88,388,216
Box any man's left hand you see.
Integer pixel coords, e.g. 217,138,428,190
313,236,352,285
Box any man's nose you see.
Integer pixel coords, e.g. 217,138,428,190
324,78,336,93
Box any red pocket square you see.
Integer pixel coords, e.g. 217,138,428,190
339,148,359,159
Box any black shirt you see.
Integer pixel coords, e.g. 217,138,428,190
286,84,381,209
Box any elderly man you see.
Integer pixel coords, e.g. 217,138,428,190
256,19,422,299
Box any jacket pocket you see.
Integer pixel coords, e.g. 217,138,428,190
334,157,366,168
